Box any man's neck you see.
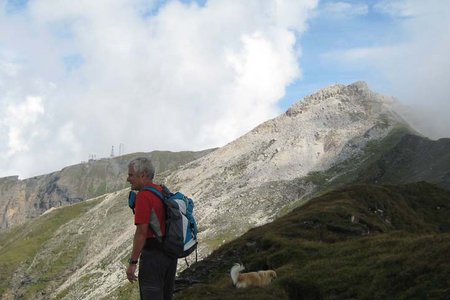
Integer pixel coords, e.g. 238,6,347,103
140,179,155,190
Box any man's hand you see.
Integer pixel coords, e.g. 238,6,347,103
127,224,147,283
126,264,138,282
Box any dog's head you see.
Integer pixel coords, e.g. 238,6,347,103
260,270,277,282
267,270,277,280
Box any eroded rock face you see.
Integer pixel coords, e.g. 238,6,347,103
0,176,26,228
0,163,126,229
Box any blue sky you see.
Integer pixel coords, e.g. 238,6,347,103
281,1,392,108
1,0,449,178
281,0,408,109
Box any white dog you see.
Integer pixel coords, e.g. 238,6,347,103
230,263,277,288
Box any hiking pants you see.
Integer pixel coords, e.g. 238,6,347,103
139,243,178,300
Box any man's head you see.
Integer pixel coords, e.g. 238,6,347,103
127,157,155,190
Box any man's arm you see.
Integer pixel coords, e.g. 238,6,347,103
126,224,148,282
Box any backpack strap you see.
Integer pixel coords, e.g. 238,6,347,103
142,186,165,242
184,248,198,268
143,186,164,200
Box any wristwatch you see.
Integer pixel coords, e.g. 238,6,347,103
128,258,138,265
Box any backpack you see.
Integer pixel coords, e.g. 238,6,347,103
128,185,198,260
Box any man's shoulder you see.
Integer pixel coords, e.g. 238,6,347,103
143,183,163,192
139,184,163,199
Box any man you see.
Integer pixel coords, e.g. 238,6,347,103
126,157,178,300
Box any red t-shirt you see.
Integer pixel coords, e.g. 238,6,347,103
134,184,165,239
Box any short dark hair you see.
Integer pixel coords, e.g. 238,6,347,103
128,157,155,179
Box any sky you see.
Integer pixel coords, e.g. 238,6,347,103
1,0,449,179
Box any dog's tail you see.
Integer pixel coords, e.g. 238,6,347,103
230,263,245,286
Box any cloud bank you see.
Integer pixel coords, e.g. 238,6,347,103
0,0,318,178
374,0,450,139
319,0,450,139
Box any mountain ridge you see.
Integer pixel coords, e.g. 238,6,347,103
0,149,215,229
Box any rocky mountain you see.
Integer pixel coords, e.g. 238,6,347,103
163,81,412,248
0,150,214,229
1,81,449,299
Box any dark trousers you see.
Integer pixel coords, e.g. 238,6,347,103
139,241,178,300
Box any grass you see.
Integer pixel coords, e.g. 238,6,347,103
0,197,103,296
175,182,450,299
108,282,141,300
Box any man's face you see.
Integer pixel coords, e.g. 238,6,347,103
127,165,143,190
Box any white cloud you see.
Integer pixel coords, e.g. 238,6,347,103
373,0,421,18
0,0,318,178
320,46,396,67
320,0,450,139
373,1,450,139
321,1,368,19
3,96,45,156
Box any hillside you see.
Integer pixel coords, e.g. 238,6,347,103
175,182,450,300
3,181,448,300
0,149,214,229
297,129,450,202
1,81,449,299
359,134,450,189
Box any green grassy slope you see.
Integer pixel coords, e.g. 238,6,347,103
175,182,450,300
0,197,103,298
358,134,450,190
299,128,450,211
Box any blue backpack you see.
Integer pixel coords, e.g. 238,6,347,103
128,186,198,260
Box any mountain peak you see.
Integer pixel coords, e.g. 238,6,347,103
347,80,370,93
286,81,390,117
